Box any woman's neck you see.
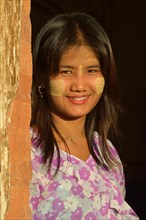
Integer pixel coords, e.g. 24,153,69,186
51,113,86,141
51,113,90,161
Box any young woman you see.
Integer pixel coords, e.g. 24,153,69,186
30,12,139,219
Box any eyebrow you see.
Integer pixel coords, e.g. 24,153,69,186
59,65,74,69
59,65,100,69
86,65,100,69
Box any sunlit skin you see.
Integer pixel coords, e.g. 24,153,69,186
49,45,105,160
49,45,105,120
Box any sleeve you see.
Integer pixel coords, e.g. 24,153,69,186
29,129,53,218
29,146,42,213
29,126,45,216
93,132,126,198
106,139,126,198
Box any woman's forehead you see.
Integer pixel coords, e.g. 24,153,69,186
60,45,99,66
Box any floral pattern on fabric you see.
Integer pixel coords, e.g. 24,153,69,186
30,130,139,220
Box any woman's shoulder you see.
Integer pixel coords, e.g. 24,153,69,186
30,124,38,135
30,126,44,167
30,125,39,139
30,125,41,151
94,131,118,151
93,131,121,163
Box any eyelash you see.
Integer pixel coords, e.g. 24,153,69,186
60,70,72,74
60,69,100,74
87,69,100,73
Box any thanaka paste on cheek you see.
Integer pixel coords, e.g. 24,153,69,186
95,77,105,94
49,79,65,96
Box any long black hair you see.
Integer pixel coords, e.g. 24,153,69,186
31,12,121,173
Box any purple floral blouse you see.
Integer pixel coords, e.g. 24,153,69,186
30,130,139,220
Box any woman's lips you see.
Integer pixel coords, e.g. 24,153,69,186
67,96,89,104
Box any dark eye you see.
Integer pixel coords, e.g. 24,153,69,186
87,69,100,74
59,69,73,77
60,70,72,74
88,69,96,73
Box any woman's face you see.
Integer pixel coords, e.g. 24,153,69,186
49,45,105,120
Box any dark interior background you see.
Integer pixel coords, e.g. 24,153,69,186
30,0,146,219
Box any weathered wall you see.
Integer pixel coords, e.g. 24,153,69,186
0,0,32,219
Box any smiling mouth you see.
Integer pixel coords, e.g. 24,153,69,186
67,96,89,104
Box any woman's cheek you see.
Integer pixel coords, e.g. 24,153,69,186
94,77,105,94
49,79,65,96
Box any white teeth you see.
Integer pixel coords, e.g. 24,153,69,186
72,96,87,101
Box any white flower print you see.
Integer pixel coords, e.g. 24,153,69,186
60,179,72,191
64,196,79,211
37,200,52,215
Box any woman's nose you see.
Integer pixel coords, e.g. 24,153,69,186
70,74,87,92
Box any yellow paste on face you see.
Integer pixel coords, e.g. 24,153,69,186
50,80,65,96
50,77,105,96
78,65,83,75
78,65,105,94
95,77,105,94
